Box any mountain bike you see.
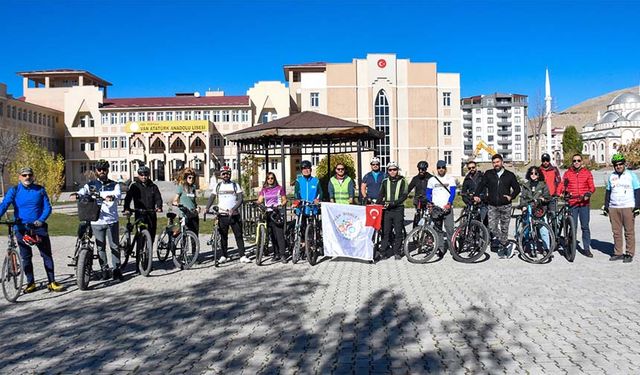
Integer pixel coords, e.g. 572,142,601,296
249,203,285,266
204,207,221,267
1,221,23,302
119,209,155,276
549,195,577,262
451,195,490,263
512,202,556,264
289,201,322,265
156,205,200,270
403,204,442,263
73,188,103,290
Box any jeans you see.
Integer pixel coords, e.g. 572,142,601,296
92,223,120,269
570,206,591,252
16,226,55,284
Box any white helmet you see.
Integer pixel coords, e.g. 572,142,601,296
370,157,381,165
386,161,399,170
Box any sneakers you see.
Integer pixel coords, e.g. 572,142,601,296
218,256,228,264
584,250,594,258
624,254,634,263
47,282,65,292
609,255,624,261
240,256,252,264
112,268,124,281
23,282,37,294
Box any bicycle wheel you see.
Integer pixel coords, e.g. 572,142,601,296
256,226,266,266
119,233,131,269
173,230,200,270
518,220,556,264
76,247,93,290
2,249,24,302
451,220,489,263
561,216,577,262
156,230,171,261
305,220,321,266
210,230,221,267
137,230,154,276
404,225,440,263
292,224,302,264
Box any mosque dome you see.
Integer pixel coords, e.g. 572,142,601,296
610,92,640,106
599,111,619,123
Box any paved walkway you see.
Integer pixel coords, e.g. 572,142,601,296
0,210,639,374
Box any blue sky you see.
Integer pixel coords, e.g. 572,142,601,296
1,0,638,114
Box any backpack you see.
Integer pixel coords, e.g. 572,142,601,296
216,181,239,195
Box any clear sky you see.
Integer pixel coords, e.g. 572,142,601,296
1,0,638,114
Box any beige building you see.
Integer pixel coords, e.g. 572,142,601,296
283,53,462,175
17,69,289,188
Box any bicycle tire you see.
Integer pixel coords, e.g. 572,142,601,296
210,230,221,267
404,225,440,264
2,249,24,302
451,220,489,263
256,226,266,266
173,230,200,270
562,215,577,262
119,233,131,269
156,231,171,261
518,220,556,264
305,220,320,266
137,229,154,276
292,226,302,264
76,247,93,290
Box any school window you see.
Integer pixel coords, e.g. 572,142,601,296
112,163,119,172
121,161,128,172
166,111,173,121
128,112,135,122
184,111,192,120
444,151,452,165
147,112,155,121
194,111,202,120
203,111,210,121
224,137,229,146
213,136,221,147
110,113,117,125
80,163,87,174
111,137,118,148
443,92,451,107
487,117,494,124
310,92,320,107
270,160,278,170
102,137,109,149
232,111,239,122
89,141,95,151
312,154,320,165
222,110,229,122
176,111,183,121
80,141,86,151
138,112,147,121
120,136,127,148
213,111,220,122
443,121,451,136
157,112,164,121
241,110,249,122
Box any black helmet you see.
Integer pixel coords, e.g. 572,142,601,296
541,153,551,162
417,161,428,170
300,160,312,169
95,159,110,170
137,165,151,175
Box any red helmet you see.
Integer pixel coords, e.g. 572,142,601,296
220,165,232,174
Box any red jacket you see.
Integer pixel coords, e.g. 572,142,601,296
540,165,561,196
560,167,595,207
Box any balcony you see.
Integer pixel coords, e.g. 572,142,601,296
463,113,472,120
497,120,511,126
498,139,512,145
498,147,511,154
496,101,512,108
464,149,473,155
464,140,473,147
497,111,510,118
463,122,472,129
497,129,512,136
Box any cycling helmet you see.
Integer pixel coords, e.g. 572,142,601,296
300,160,312,169
611,153,625,164
387,161,399,170
95,159,110,170
417,161,428,170
137,165,151,175
370,157,381,165
220,165,232,174
541,153,551,162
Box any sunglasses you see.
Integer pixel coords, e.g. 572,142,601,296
139,173,149,177
468,167,476,170
572,159,582,163
336,168,344,171
301,166,311,170
21,174,33,177
437,166,446,169
614,163,624,167
371,163,380,166
267,177,275,180
530,172,538,176
388,168,398,172
418,168,427,172
96,168,108,172
221,172,231,176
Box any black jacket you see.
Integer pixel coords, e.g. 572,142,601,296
461,171,484,205
124,180,163,211
378,176,408,210
408,173,433,204
475,168,521,207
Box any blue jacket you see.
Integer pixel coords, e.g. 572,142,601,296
0,183,52,229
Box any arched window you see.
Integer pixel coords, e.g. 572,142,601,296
374,90,391,168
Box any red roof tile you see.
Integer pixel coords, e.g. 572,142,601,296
101,96,250,109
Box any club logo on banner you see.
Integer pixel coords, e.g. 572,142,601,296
321,202,375,261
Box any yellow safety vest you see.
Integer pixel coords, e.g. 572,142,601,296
330,176,353,204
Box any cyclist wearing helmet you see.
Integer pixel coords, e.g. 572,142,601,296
408,161,433,227
560,153,595,257
605,153,640,263
78,159,123,281
378,161,408,260
294,160,323,204
0,167,64,293
539,153,561,197
123,165,163,243
360,157,385,204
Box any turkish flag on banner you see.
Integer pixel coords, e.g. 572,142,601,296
365,204,384,230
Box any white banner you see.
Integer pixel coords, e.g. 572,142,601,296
321,202,375,261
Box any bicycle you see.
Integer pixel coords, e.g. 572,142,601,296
204,207,221,267
451,194,490,263
73,188,103,290
119,209,155,276
403,204,443,263
1,220,23,302
156,204,200,270
512,202,557,264
548,195,577,262
288,200,322,265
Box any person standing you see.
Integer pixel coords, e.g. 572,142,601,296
360,157,385,204
604,153,640,263
378,161,408,260
329,163,354,204
561,153,595,257
123,165,163,243
408,161,433,227
78,159,123,281
0,167,64,292
426,160,457,243
257,172,287,263
474,154,521,258
206,166,249,263
461,160,487,223
172,168,200,235
540,153,562,213
520,166,552,258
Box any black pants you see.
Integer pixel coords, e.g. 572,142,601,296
219,214,245,257
186,216,199,236
136,213,158,242
381,207,404,256
267,215,286,258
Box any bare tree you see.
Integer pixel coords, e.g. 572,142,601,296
0,131,20,196
528,91,558,163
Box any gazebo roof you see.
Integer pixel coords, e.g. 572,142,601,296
225,111,383,142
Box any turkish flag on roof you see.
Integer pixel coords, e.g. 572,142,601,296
365,204,384,230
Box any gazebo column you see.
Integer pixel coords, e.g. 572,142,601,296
357,139,363,202
236,144,241,181
264,141,269,176
280,138,286,192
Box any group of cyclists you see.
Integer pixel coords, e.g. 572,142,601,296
1,148,638,296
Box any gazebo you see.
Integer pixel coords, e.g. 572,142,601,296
225,111,384,191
